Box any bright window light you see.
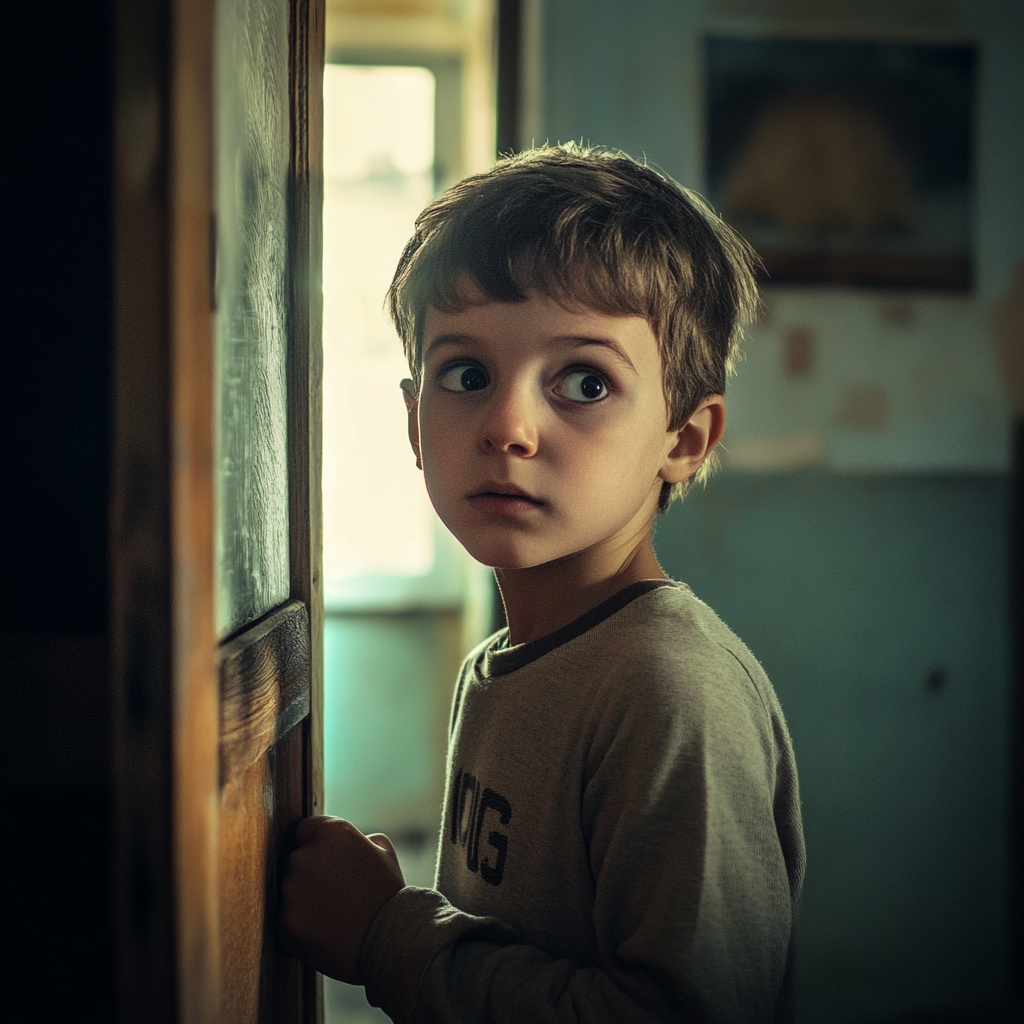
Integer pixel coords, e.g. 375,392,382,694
322,65,438,596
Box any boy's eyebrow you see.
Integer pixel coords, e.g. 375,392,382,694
424,333,474,358
424,332,639,373
561,335,638,373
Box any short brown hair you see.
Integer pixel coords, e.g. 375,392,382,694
388,144,760,508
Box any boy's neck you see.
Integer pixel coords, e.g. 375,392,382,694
494,535,668,647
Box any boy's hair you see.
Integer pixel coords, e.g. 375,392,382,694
388,143,761,508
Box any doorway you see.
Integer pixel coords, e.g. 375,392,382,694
320,3,495,1019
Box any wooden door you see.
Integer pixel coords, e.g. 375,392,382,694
111,0,324,1021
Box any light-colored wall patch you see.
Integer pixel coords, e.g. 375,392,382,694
723,431,827,469
723,289,1011,472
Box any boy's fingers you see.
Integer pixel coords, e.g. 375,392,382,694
294,814,346,846
293,815,327,846
365,833,404,877
365,832,397,857
365,832,392,851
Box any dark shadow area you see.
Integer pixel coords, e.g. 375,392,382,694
1,2,116,1017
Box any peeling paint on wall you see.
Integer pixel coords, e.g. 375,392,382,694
724,290,1011,471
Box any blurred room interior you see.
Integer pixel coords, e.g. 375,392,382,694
1,0,1020,1021
317,3,1022,1021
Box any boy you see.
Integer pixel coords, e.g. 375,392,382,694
281,145,805,1023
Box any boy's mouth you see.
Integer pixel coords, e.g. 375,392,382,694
467,483,545,512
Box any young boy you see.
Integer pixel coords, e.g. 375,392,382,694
281,145,805,1023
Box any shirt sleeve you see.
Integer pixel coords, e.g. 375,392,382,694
360,642,801,1024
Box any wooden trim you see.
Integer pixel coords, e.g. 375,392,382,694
1012,417,1024,996
169,0,220,1021
325,9,472,54
113,0,220,1020
496,0,521,155
289,0,325,1019
114,0,322,1019
219,601,312,784
757,249,972,291
112,0,176,1019
288,0,325,820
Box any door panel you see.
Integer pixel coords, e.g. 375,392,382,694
219,755,272,1022
213,0,323,1010
219,601,311,786
217,601,311,1022
215,0,293,638
112,0,323,1020
217,723,309,1021
113,0,220,1019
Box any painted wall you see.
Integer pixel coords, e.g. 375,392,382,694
537,0,1022,471
656,474,1009,1022
324,611,464,836
533,0,1021,1020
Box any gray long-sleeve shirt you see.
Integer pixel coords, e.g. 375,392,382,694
362,580,805,1023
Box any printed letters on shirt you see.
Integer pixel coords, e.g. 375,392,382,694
450,766,512,886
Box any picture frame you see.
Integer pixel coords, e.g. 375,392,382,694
704,36,976,290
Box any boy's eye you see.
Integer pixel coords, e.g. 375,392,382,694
556,369,609,403
438,364,489,392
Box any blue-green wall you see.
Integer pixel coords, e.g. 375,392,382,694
655,473,1010,1021
324,613,456,836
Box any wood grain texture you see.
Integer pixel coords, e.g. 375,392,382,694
270,723,310,1022
288,0,325,819
217,716,310,1023
113,0,322,1018
215,0,293,638
287,1,326,1018
113,0,220,1019
170,0,221,1021
219,600,311,786
215,0,323,1016
219,754,272,1023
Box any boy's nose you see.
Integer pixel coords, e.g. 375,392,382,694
480,386,539,457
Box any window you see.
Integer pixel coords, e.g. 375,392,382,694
320,1,496,842
322,64,469,608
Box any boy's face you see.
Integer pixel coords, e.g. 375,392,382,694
404,289,709,571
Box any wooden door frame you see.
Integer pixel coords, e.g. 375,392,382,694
288,0,325,847
111,0,323,1020
288,1,326,1003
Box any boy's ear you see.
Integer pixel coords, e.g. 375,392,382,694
400,379,422,469
659,395,726,484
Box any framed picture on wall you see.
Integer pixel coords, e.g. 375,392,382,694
704,36,976,290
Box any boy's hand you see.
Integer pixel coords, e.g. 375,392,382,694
279,816,405,984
